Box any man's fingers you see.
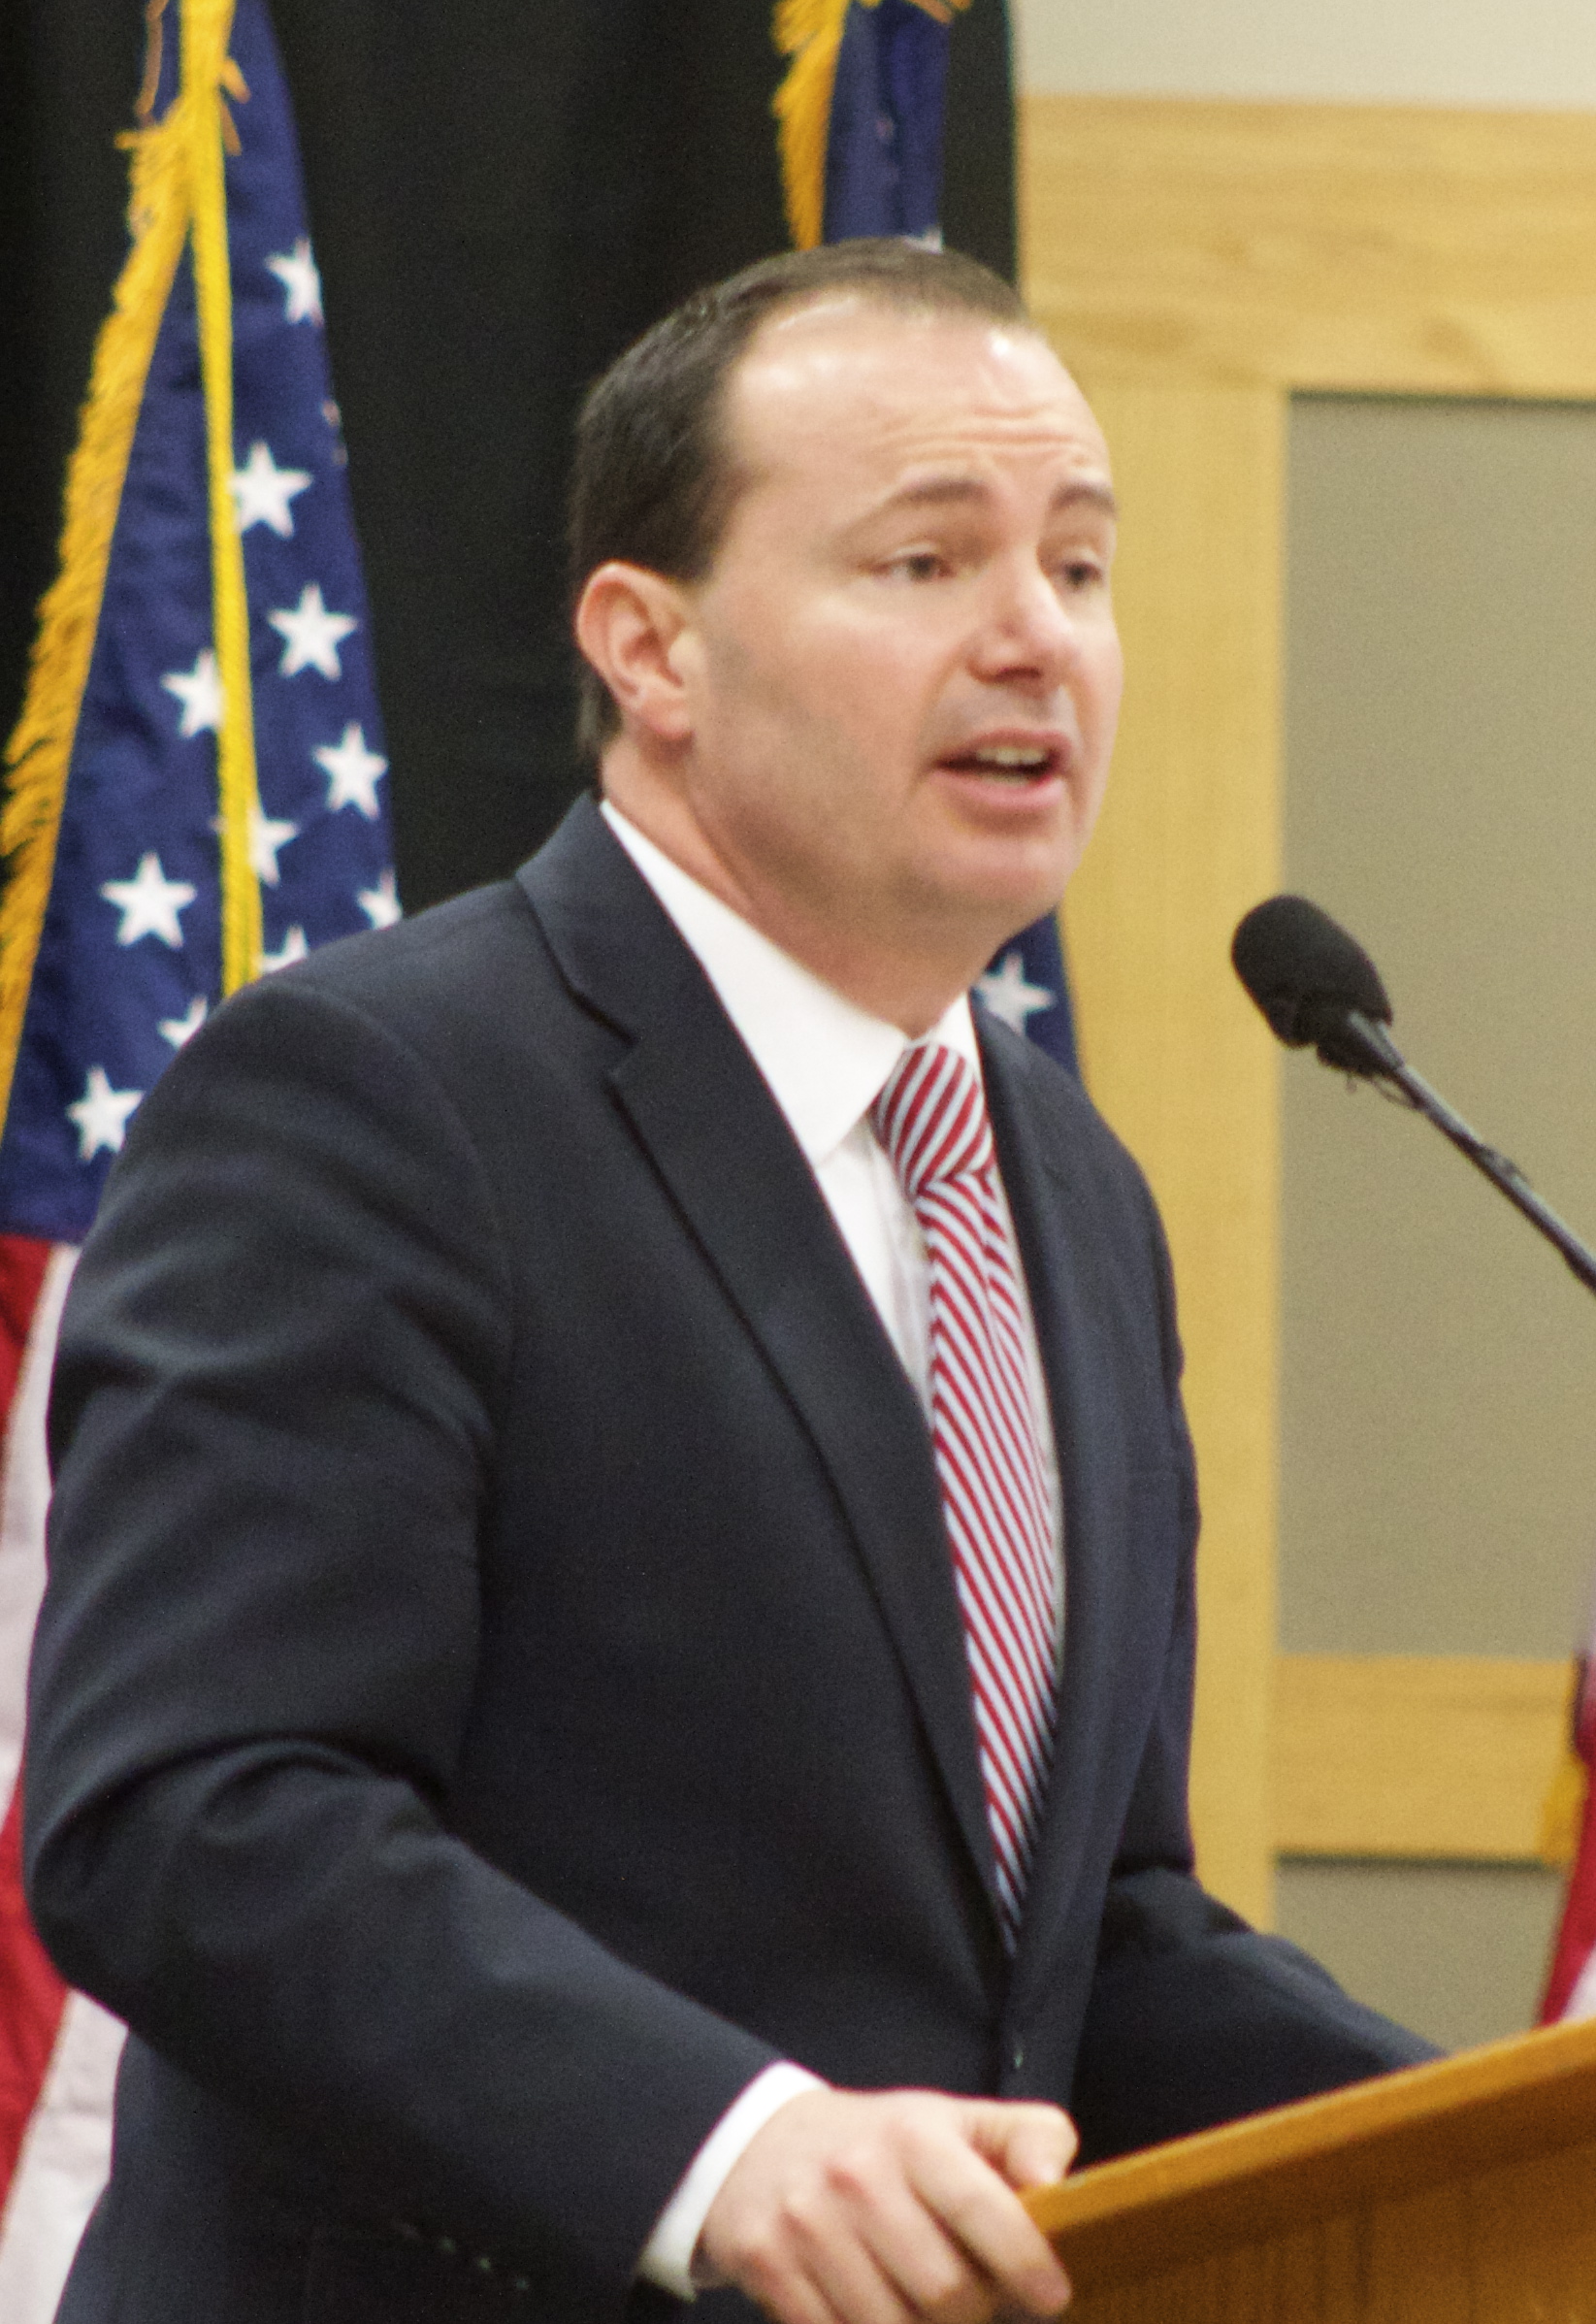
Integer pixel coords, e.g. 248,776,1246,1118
699,2086,1076,2324
814,2154,997,2324
790,2181,934,2324
966,2099,1080,2191
722,2109,980,2324
724,2178,882,2324
739,2242,858,2324
903,2111,1073,2318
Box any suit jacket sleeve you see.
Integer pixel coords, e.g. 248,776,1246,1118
1069,1167,1439,2161
24,972,780,2315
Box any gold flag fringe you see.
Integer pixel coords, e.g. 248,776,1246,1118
772,0,854,251
1540,1735,1587,1870
772,0,971,253
0,99,192,1134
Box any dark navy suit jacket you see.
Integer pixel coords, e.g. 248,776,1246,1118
23,801,1430,2323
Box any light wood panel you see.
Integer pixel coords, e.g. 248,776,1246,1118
1062,383,1283,1923
1276,1654,1577,1862
1025,97,1596,397
1020,94,1596,1922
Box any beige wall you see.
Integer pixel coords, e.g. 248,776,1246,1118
1014,0,1596,105
1272,395,1596,2047
1278,397,1596,1669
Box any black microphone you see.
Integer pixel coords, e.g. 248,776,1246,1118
1232,896,1596,1297
1231,895,1401,1076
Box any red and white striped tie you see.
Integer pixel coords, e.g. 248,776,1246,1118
872,1043,1058,1948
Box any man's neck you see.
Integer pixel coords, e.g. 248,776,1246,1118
600,769,998,1041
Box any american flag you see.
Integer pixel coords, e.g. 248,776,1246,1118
0,2,395,2308
1542,1646,1596,2025
775,0,1079,1077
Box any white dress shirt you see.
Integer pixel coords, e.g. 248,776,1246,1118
601,802,1063,2293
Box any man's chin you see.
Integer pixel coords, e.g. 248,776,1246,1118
897,887,1070,999
921,859,1076,953
928,811,1084,911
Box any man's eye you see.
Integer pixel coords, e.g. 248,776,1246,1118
884,551,948,582
1058,557,1106,591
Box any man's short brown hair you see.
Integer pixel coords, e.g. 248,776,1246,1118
568,240,1033,758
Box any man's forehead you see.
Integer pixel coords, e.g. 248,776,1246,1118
724,295,1108,481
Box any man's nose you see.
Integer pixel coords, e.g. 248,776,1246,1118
970,562,1081,685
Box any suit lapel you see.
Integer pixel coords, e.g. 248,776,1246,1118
979,1024,1155,2007
520,803,999,1913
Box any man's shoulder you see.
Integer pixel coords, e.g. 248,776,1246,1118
176,799,695,1130
976,1005,1153,1204
192,876,558,1098
271,873,544,1020
258,794,677,1050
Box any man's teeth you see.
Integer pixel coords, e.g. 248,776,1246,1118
970,746,1049,770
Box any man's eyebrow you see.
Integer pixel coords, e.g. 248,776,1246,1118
1052,478,1118,520
869,475,1119,520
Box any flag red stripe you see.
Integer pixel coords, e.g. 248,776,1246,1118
0,1232,66,2211
1542,1658,1596,2021
0,1240,52,1417
0,1784,68,2200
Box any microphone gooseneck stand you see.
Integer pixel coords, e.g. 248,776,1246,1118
1320,1007,1596,1300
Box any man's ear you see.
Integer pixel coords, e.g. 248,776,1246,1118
575,563,695,743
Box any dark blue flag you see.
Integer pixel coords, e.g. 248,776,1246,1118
0,0,397,1244
824,0,957,243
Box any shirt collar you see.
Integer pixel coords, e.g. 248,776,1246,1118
602,802,979,1168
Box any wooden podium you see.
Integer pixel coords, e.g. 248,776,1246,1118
1026,2016,1596,2319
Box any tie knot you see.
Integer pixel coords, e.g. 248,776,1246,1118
871,1043,993,1199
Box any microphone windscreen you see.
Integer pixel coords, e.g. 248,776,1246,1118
1231,896,1393,1048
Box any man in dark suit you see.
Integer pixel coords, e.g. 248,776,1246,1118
25,241,1429,2324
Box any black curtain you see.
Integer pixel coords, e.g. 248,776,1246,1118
2,2,1015,911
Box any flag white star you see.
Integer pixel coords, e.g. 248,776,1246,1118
261,927,309,974
230,441,312,537
250,808,300,885
357,868,402,929
313,723,388,818
161,648,224,737
975,949,1058,1035
265,237,323,325
67,1066,143,1161
99,853,197,949
215,807,300,886
267,583,357,679
158,995,209,1049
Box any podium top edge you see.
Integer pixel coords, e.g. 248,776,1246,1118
1027,2013,1596,2263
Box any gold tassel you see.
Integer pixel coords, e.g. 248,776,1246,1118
0,97,192,1130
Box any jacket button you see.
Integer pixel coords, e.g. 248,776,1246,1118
473,2254,496,2275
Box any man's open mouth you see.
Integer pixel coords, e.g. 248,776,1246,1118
940,743,1059,781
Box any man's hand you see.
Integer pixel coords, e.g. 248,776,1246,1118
698,2086,1077,2324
